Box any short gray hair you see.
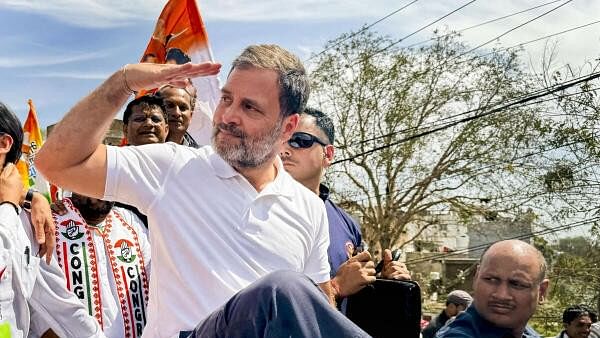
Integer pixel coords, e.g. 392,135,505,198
231,44,310,117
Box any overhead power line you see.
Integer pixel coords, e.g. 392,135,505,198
306,0,420,62
330,19,600,150
404,0,565,49
452,0,574,61
340,70,600,149
471,19,600,61
350,0,477,67
335,136,589,204
350,0,570,68
332,69,600,165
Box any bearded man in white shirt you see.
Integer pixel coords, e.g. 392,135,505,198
36,45,369,338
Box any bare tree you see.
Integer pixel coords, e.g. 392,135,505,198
309,30,555,251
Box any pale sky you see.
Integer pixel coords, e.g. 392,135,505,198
1,0,599,127
1,0,597,239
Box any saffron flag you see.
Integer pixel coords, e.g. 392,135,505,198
140,0,220,145
16,99,53,200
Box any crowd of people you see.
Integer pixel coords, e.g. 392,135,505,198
0,43,597,338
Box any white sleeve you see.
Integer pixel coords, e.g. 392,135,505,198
0,203,20,233
303,203,331,284
103,143,178,214
28,250,105,338
0,205,21,335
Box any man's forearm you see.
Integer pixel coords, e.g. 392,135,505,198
36,69,130,193
36,62,221,197
37,69,129,171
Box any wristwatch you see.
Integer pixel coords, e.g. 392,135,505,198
22,188,37,212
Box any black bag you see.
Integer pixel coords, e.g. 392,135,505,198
345,279,422,338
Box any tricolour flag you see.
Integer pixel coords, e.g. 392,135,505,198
16,99,53,200
140,0,220,145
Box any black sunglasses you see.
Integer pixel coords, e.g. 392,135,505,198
287,132,328,149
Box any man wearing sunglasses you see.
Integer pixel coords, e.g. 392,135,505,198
280,108,411,307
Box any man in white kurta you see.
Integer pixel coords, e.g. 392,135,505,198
45,195,150,338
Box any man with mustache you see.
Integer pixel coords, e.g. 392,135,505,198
555,305,594,338
36,45,367,337
280,108,411,305
436,239,549,338
122,94,169,146
156,84,203,147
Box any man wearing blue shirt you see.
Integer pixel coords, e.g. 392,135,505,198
436,239,549,338
280,107,411,302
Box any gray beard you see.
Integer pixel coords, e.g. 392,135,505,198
211,119,283,169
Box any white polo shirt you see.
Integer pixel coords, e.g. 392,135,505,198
104,143,330,338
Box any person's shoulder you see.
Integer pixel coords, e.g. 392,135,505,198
326,199,355,220
287,174,323,204
131,142,215,164
523,326,544,338
325,198,361,231
591,322,600,338
435,310,477,338
109,142,178,159
112,206,148,236
278,171,325,215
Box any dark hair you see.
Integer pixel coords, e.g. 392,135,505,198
0,102,23,164
301,107,335,144
231,44,310,117
123,95,167,125
562,305,592,324
580,305,598,323
166,48,191,65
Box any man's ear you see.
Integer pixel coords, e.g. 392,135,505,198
122,124,129,139
0,133,14,157
538,279,549,304
281,113,299,141
323,144,335,168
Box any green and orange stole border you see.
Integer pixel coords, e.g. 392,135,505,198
54,199,149,338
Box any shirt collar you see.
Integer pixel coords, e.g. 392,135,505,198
208,149,295,198
466,306,541,338
318,184,330,201
209,147,238,179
